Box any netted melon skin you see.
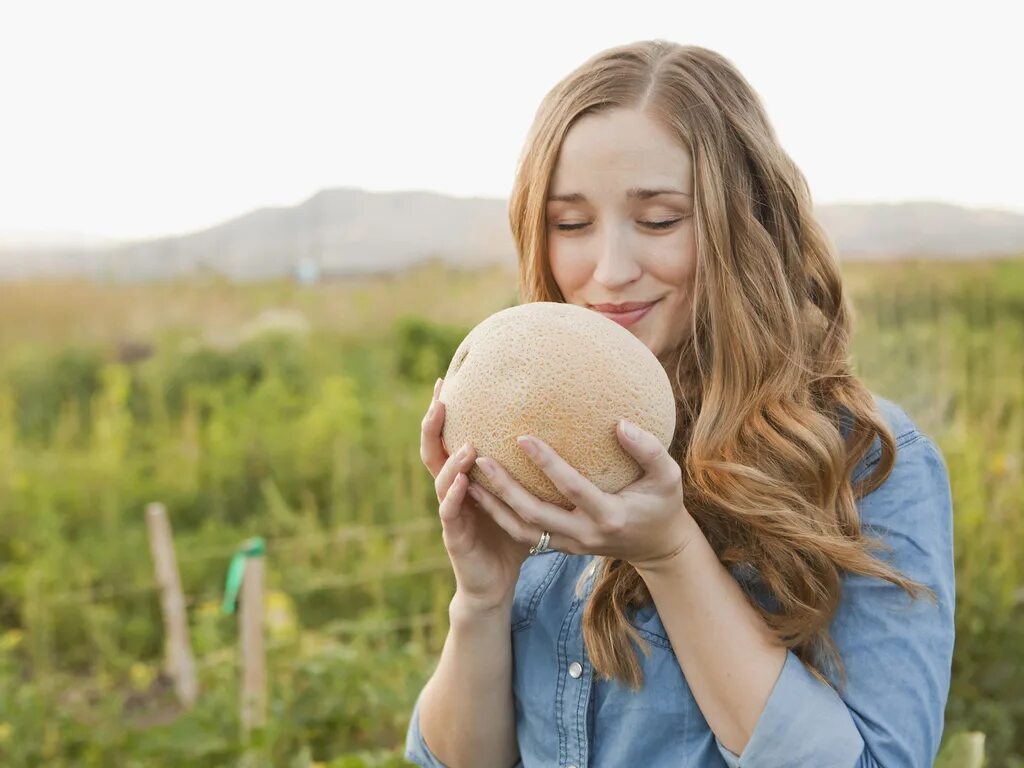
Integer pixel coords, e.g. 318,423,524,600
439,301,676,511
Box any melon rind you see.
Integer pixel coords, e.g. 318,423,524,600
439,301,676,511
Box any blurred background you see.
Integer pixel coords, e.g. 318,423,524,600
0,1,1021,766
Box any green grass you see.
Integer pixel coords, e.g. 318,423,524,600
0,258,1021,766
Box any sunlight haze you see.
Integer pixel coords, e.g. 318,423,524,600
1,0,1020,242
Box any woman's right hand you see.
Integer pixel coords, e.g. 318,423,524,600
420,377,530,613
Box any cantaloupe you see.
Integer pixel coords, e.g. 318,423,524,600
438,301,676,510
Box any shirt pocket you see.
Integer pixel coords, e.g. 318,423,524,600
592,600,698,764
511,550,564,632
626,600,674,650
625,568,779,650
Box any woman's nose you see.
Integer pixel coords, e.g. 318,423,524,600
592,230,641,285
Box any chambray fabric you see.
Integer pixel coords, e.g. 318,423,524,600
404,394,956,767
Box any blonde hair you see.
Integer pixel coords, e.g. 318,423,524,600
509,40,934,693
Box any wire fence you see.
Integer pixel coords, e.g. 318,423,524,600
16,507,459,742
44,516,449,606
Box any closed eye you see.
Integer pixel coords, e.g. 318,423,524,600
555,218,683,232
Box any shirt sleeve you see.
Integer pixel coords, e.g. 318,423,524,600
714,434,956,767
404,686,452,768
404,685,526,768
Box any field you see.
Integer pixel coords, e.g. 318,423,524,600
0,257,1021,767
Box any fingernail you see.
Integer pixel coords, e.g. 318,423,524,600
475,457,495,477
517,436,539,459
456,443,469,459
433,378,443,399
621,419,638,440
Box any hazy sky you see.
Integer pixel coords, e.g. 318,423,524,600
1,0,1020,242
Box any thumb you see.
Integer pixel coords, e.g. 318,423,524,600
617,419,676,480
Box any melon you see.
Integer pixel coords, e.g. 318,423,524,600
438,301,676,511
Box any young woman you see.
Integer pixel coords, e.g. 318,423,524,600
406,40,955,768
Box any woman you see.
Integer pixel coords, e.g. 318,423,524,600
405,40,955,767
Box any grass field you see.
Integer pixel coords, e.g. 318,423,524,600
0,256,1021,767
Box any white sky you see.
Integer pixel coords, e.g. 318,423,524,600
1,0,1021,242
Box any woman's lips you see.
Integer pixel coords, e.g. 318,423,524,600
597,300,659,327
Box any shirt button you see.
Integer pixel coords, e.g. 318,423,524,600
569,661,583,678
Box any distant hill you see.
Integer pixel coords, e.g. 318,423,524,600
814,202,1024,260
1,189,1021,281
0,230,123,251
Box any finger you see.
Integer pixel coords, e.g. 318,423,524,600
435,442,478,503
419,377,446,475
616,419,681,488
465,481,531,542
473,456,592,545
514,435,613,523
439,471,469,525
468,481,587,555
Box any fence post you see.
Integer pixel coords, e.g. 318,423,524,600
145,501,199,709
239,542,267,739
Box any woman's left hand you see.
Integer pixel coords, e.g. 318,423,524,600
467,419,700,572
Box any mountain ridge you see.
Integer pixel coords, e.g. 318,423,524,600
2,188,1021,281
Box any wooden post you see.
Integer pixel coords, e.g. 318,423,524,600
239,550,266,738
145,502,199,709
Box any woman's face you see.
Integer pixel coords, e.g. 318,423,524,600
546,107,697,362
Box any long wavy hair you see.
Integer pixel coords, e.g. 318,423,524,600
508,40,934,693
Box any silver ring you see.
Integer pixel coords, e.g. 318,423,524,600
529,530,552,555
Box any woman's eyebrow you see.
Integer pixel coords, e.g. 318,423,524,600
547,187,692,202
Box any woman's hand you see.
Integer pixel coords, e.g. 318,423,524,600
466,419,700,572
420,378,531,612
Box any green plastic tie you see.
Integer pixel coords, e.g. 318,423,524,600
221,536,266,615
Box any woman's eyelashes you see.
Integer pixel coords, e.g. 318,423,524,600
555,218,682,232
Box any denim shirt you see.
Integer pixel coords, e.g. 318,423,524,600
405,394,956,767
